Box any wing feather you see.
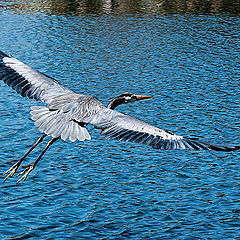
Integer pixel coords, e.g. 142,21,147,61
82,108,240,151
0,51,74,103
61,124,70,141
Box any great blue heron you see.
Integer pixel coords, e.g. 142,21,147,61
0,51,239,183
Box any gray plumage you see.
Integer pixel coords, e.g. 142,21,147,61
0,51,73,103
0,51,239,151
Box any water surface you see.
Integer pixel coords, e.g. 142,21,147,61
0,1,240,239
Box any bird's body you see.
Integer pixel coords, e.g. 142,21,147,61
0,51,239,183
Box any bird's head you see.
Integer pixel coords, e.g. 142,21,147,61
107,92,152,110
118,92,152,104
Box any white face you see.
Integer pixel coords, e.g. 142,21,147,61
124,94,138,103
124,95,134,103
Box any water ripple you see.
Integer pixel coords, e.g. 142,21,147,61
0,8,240,240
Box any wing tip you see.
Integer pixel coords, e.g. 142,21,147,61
0,51,10,58
184,138,240,151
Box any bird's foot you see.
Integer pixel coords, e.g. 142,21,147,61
3,160,22,182
16,165,35,184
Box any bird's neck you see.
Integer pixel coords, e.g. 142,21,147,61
107,97,125,110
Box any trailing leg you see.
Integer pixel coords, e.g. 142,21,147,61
3,134,47,182
16,137,59,183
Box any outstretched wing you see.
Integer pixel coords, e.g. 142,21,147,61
84,108,240,151
0,51,93,142
0,51,74,104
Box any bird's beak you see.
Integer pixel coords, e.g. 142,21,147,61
135,95,152,100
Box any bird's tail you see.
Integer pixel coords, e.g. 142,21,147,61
30,106,91,142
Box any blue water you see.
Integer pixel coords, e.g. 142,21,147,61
0,2,240,239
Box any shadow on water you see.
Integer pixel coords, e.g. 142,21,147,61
1,0,240,16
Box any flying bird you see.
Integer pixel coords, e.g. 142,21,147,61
0,51,239,183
